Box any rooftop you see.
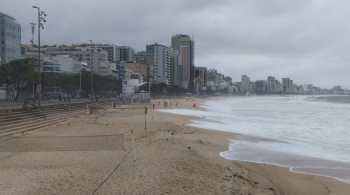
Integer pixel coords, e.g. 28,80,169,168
0,12,17,21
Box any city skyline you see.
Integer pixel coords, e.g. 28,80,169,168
1,0,350,88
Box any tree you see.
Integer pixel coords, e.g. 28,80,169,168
0,58,38,101
42,72,121,98
151,83,168,96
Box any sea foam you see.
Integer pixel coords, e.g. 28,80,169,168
161,96,350,182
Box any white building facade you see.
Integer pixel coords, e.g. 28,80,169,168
146,43,173,84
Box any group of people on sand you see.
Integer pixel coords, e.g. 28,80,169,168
152,100,179,110
151,100,197,110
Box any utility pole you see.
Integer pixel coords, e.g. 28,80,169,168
32,6,47,105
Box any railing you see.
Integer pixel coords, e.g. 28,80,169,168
0,100,112,140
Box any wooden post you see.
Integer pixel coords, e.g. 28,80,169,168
144,106,148,130
86,104,92,114
144,106,148,138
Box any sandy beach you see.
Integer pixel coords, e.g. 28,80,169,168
0,97,349,194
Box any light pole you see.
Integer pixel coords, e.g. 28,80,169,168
79,65,83,97
30,22,36,46
79,62,88,98
30,22,36,98
32,5,47,105
89,40,95,101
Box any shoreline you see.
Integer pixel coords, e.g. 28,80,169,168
220,134,350,185
187,122,350,186
159,97,350,193
170,109,350,183
0,97,350,194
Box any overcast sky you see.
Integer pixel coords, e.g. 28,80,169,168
1,0,350,88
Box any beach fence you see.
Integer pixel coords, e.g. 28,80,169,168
0,96,182,142
114,93,150,106
110,98,180,140
0,100,112,140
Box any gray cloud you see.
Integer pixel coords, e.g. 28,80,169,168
1,0,350,88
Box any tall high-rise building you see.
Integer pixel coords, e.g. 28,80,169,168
167,48,176,86
171,34,194,90
146,43,173,84
0,12,21,64
116,46,134,62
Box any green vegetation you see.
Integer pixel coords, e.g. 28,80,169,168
43,72,121,98
0,58,121,101
0,58,38,101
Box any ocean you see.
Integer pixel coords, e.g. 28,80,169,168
161,95,350,183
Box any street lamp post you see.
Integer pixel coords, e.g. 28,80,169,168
32,5,47,105
30,22,36,98
89,40,95,101
79,62,88,98
30,22,36,46
79,65,83,98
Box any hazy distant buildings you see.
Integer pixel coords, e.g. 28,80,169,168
267,76,282,94
331,86,345,94
194,66,208,93
240,75,251,94
207,69,226,92
171,34,194,90
282,78,294,94
0,12,21,64
255,80,267,94
295,85,304,94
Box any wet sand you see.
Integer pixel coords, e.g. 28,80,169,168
221,134,350,184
